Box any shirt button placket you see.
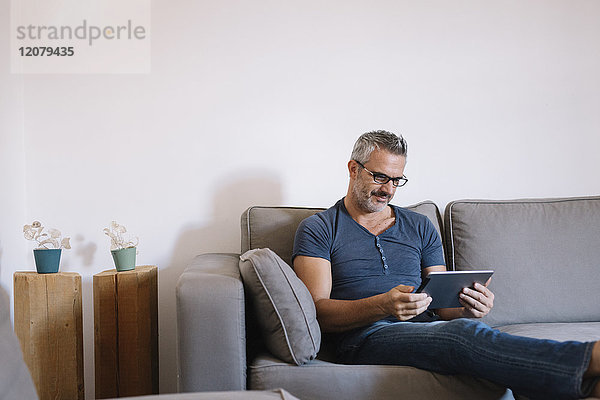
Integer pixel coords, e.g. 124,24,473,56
376,237,389,275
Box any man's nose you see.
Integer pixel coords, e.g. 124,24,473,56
381,180,396,193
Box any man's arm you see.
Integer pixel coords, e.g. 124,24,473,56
422,265,495,320
294,255,432,333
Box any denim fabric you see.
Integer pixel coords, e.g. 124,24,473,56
336,318,596,400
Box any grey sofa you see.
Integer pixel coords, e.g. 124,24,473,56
176,196,600,399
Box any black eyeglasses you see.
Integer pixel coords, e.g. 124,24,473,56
355,161,408,187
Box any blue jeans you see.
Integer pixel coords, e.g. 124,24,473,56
335,318,597,400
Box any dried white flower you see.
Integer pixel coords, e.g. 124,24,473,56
103,220,138,251
48,228,61,238
23,221,71,249
61,237,71,249
23,226,36,241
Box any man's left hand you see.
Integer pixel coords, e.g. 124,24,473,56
459,282,494,318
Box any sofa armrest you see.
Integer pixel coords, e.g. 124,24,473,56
176,253,246,392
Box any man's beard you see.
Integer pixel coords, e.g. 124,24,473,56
351,179,393,213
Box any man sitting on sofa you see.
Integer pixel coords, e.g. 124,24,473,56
292,130,600,399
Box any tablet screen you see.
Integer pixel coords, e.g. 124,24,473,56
416,270,494,309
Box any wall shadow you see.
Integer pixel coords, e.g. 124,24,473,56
73,234,98,268
157,170,284,393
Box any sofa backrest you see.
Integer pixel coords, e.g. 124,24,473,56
241,207,325,266
444,196,600,327
241,200,444,266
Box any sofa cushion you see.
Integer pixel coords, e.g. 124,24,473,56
122,388,300,400
249,353,510,400
444,196,600,327
242,207,326,266
239,248,321,365
496,322,600,343
241,201,444,266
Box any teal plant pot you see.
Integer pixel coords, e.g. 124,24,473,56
111,247,136,272
33,249,62,274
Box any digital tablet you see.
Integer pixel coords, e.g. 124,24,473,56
415,270,494,309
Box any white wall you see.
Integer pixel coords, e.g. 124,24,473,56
2,0,600,398
0,0,27,312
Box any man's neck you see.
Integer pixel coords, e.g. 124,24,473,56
343,196,393,228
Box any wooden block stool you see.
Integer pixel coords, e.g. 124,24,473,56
93,265,158,398
13,271,85,400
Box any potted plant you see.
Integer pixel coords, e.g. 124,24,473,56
23,221,71,274
104,221,139,272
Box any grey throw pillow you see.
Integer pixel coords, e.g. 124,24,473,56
239,248,321,365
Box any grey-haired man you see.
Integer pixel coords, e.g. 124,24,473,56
293,130,600,399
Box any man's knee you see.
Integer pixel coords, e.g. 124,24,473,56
443,318,491,336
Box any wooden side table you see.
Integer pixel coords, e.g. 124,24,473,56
93,265,158,398
13,271,85,400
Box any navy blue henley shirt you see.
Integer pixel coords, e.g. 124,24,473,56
292,198,445,302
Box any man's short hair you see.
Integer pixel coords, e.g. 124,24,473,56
350,130,408,164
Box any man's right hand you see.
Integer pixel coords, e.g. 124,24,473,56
379,285,432,321
295,256,434,331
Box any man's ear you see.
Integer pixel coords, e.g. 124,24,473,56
348,160,360,179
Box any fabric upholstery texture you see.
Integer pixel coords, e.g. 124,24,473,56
496,322,600,342
176,253,247,392
444,196,600,327
241,207,325,266
120,388,299,400
239,248,321,365
249,354,510,400
0,284,38,400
